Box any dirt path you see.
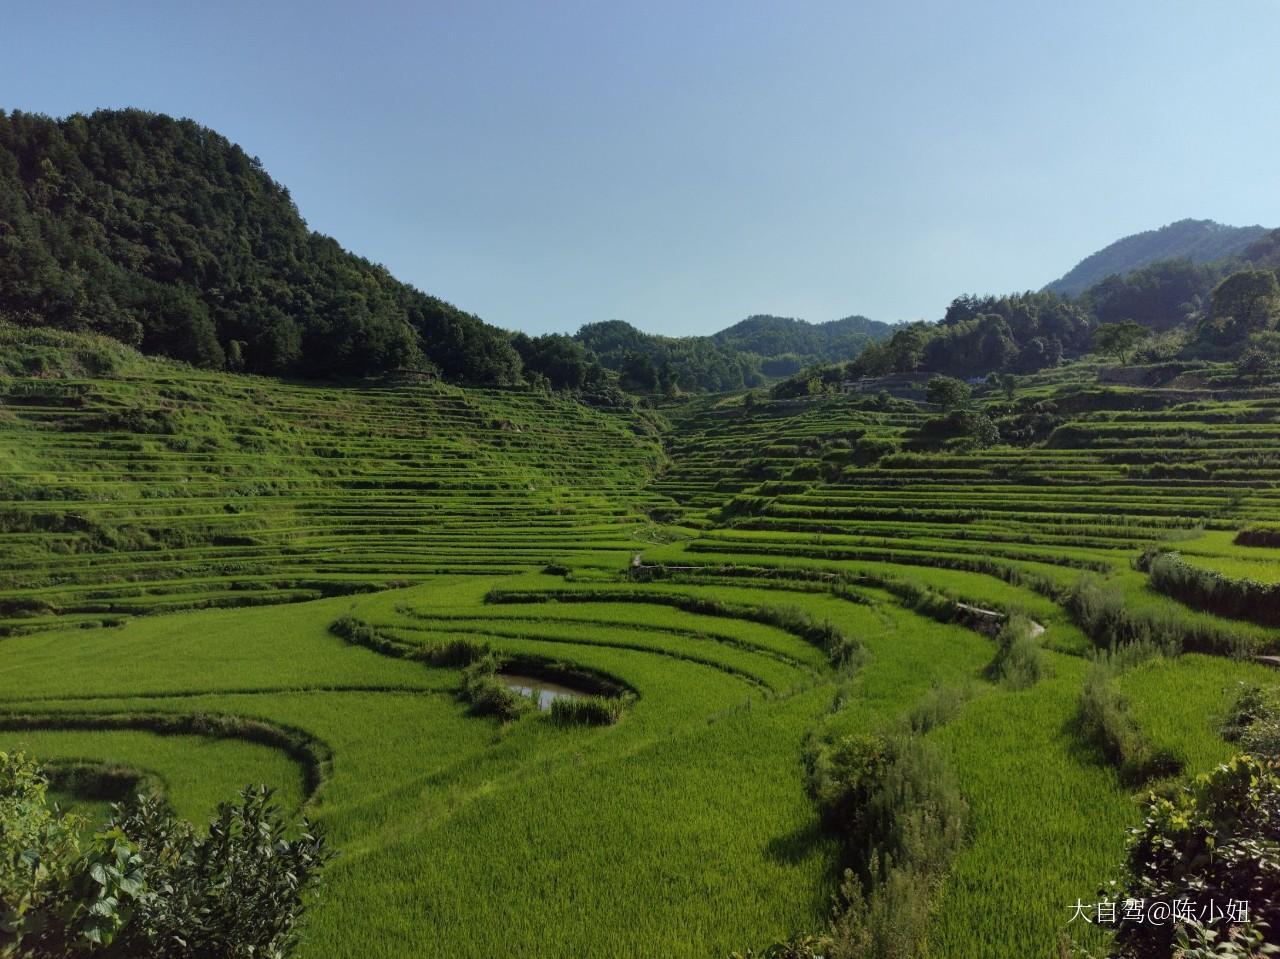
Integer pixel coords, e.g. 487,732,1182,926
955,602,1047,639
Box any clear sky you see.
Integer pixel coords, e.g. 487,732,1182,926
4,0,1279,335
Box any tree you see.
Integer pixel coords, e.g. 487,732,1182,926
925,375,971,411
998,373,1017,402
1198,269,1280,346
1237,347,1273,384
1092,320,1147,364
0,109,523,385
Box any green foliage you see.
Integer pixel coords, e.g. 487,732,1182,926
1198,269,1280,348
574,320,767,393
1105,756,1280,957
1092,320,1148,364
1080,257,1218,331
1078,661,1183,785
804,733,968,959
985,615,1046,689
805,733,894,838
0,109,519,384
458,653,533,721
1148,551,1280,628
1,752,328,958
1066,576,1243,658
1046,219,1267,297
726,933,830,959
924,375,971,411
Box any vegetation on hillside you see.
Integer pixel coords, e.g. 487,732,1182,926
0,109,521,383
1045,218,1268,297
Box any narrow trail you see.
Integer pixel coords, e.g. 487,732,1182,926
954,602,1047,638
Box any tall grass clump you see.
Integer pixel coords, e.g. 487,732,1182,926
1078,661,1182,785
984,614,1046,689
458,653,532,722
549,695,624,726
1066,575,1239,656
904,683,972,735
790,731,967,958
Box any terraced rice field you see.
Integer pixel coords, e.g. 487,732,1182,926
2,336,1277,957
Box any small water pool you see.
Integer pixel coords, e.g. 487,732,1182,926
499,673,587,711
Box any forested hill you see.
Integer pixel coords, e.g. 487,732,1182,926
573,314,893,391
0,108,521,383
711,314,892,369
1045,218,1268,296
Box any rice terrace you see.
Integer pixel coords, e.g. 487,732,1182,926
3,7,1280,958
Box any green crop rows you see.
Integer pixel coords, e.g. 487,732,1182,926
1,328,1276,957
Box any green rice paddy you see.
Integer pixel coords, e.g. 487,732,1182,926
1,331,1276,957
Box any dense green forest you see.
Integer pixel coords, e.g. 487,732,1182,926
774,231,1280,395
710,313,891,373
0,109,897,395
4,109,1277,400
1044,218,1268,296
571,314,894,393
0,108,522,383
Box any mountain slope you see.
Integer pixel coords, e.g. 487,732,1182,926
1045,218,1269,296
573,314,892,391
711,314,892,363
0,108,520,383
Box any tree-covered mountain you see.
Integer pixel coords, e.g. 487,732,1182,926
1044,219,1268,297
710,314,892,374
0,108,522,383
572,314,892,392
573,320,765,393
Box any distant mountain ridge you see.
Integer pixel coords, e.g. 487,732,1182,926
1045,218,1269,296
711,313,892,360
572,313,892,391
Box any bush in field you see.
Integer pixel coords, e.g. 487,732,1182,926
1235,525,1280,548
805,734,894,838
904,683,971,735
925,376,971,411
1078,663,1183,785
458,653,532,721
1066,575,1241,656
1104,756,1280,958
0,751,330,958
800,733,967,959
985,614,1046,689
1223,683,1280,759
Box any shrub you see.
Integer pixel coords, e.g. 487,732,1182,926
1103,756,1280,957
1234,524,1280,548
459,654,532,722
0,752,330,958
985,614,1046,689
1078,663,1183,785
904,683,971,735
807,733,968,959
805,733,894,838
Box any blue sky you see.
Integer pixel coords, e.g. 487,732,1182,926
4,0,1278,335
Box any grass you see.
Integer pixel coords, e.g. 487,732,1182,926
1,328,1277,957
